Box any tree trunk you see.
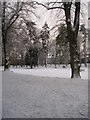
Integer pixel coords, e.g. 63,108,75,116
63,1,81,78
2,2,9,70
54,53,57,68
84,38,87,67
2,35,9,70
69,31,81,78
0,2,2,66
44,53,47,67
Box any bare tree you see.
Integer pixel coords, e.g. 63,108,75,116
63,2,81,78
1,1,36,70
2,1,24,70
36,0,81,78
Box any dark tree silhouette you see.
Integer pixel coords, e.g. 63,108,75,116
25,47,38,69
40,22,50,67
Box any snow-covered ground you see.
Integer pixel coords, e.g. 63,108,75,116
9,64,88,80
2,70,88,118
1,64,89,118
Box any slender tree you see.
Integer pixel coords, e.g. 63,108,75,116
40,22,50,67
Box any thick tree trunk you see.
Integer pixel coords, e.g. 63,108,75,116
63,1,81,78
69,31,81,78
2,35,9,70
2,34,9,71
0,2,2,67
2,2,9,70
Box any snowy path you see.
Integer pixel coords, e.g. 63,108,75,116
2,71,88,118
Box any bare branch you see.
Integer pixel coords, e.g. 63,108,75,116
47,2,63,5
34,1,64,10
6,14,19,31
48,6,64,10
6,2,23,31
73,1,80,35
